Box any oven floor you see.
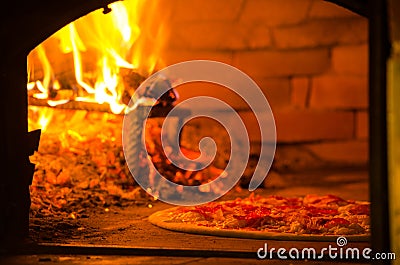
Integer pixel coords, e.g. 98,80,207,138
4,168,370,264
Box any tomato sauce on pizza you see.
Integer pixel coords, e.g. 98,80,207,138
159,194,370,236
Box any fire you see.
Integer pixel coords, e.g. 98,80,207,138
26,1,227,206
27,0,168,114
28,106,54,132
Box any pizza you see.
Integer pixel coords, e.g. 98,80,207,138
148,193,370,241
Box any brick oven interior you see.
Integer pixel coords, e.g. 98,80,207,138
0,0,398,264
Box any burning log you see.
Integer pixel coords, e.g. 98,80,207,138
27,68,188,118
28,97,115,113
27,68,148,114
28,96,190,118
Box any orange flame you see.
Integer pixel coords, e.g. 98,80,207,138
27,0,168,114
28,106,54,132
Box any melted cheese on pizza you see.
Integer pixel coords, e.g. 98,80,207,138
167,194,370,236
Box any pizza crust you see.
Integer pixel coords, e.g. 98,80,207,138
149,207,370,242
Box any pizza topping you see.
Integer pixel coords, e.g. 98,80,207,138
162,194,370,236
306,206,339,217
348,204,370,215
323,218,350,228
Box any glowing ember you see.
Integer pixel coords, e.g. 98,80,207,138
28,107,228,218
